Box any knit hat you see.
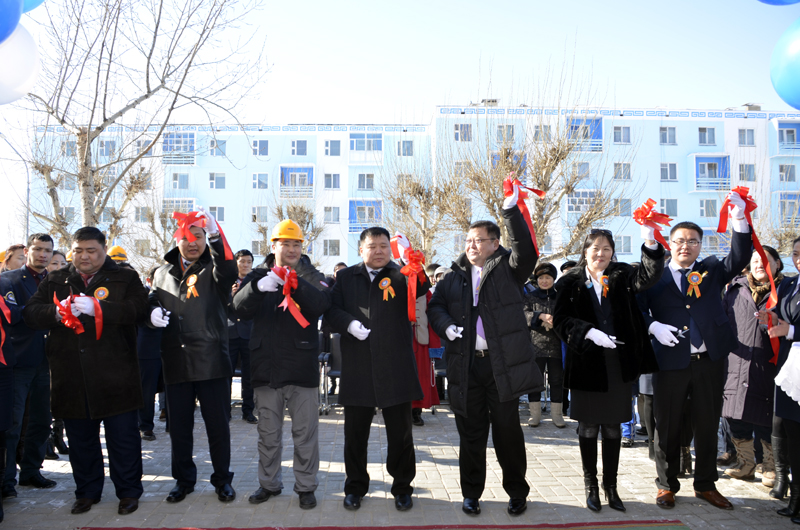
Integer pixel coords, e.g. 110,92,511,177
533,262,557,280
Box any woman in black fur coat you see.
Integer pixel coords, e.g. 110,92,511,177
553,227,664,512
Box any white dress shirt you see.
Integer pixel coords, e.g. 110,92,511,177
471,265,489,351
668,259,707,353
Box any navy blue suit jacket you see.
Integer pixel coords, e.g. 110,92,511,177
637,230,751,371
0,268,48,368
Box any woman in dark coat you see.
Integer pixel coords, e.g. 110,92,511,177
554,228,663,512
721,247,782,483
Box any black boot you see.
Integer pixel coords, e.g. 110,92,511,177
43,436,58,461
411,408,424,426
777,483,800,517
601,437,625,511
52,419,69,455
579,436,601,512
771,434,789,500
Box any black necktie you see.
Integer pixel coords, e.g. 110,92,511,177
369,270,378,281
679,268,704,349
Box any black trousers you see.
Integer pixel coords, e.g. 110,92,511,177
137,358,162,433
343,402,415,497
455,355,529,499
166,377,233,488
652,357,724,493
63,406,142,500
782,418,800,486
529,357,563,404
637,393,655,442
228,337,254,417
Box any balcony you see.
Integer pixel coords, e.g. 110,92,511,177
279,185,313,199
779,141,800,153
162,153,195,165
349,150,383,166
573,139,603,152
695,177,730,191
349,218,379,232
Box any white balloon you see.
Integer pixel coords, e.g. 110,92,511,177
0,23,39,105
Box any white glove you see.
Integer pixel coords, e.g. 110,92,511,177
347,320,371,341
585,328,617,349
150,307,171,328
503,182,519,210
394,232,410,261
727,191,746,220
197,206,220,236
649,321,679,347
72,295,95,316
640,224,655,242
70,301,81,317
445,324,464,341
257,271,282,292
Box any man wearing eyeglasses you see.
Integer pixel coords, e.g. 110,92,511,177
637,191,752,511
428,183,543,516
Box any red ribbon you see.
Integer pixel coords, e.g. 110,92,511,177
0,297,11,365
717,186,780,363
172,211,234,260
53,294,103,340
503,174,545,255
633,198,673,250
272,266,310,328
400,249,427,322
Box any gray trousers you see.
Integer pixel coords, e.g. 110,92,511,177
254,385,319,493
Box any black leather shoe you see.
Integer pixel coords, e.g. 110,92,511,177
507,497,527,515
118,497,139,515
244,414,258,425
166,484,194,503
1,484,17,499
298,491,316,509
603,485,626,512
19,473,56,488
215,483,236,502
343,493,362,511
586,485,601,512
141,431,156,441
249,487,280,504
70,498,100,514
462,497,481,515
394,493,413,511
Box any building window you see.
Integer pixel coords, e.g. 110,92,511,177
358,173,374,190
613,163,631,181
357,205,377,223
700,199,717,218
61,141,76,156
613,126,630,144
779,129,797,144
209,173,226,189
739,164,756,182
209,206,225,222
454,234,466,253
567,190,596,213
780,164,797,182
252,173,268,189
324,206,339,223
534,125,551,142
252,139,268,156
251,206,268,223
660,163,677,181
613,235,632,254
497,125,514,143
59,206,75,223
209,139,226,157
323,239,340,256
251,240,268,256
698,162,718,180
291,140,307,156
135,239,151,257
397,140,413,157
163,132,195,153
660,199,678,217
454,124,472,142
781,193,800,224
738,129,755,146
286,172,308,187
350,133,382,151
135,139,152,156
134,206,150,223
100,208,114,224
58,173,76,190
162,198,195,213
660,127,676,145
699,127,716,145
99,140,116,157
172,173,188,189
324,173,340,189
573,162,589,179
325,140,340,156
613,199,631,217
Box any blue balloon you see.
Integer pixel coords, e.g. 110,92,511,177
772,17,800,110
760,0,800,4
0,0,23,46
22,0,44,13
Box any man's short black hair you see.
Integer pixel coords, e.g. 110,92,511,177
235,249,254,261
27,233,53,248
147,265,159,283
334,262,347,269
71,227,106,246
670,221,704,240
359,227,391,243
468,220,501,241
425,263,442,275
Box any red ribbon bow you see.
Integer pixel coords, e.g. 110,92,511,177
172,211,234,260
717,187,780,363
400,249,427,322
0,297,11,365
53,293,103,340
633,198,673,250
272,266,310,328
503,174,545,254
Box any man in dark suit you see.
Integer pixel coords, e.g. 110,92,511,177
0,233,56,498
638,191,752,510
137,266,163,442
326,227,428,512
228,249,256,424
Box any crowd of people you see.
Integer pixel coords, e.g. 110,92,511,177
0,183,799,526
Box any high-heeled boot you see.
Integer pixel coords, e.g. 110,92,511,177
770,434,789,500
52,419,69,455
777,483,800,517
579,436,601,512
601,437,626,511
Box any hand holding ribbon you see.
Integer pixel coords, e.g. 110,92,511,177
172,210,234,260
400,248,427,322
632,198,673,250
53,293,103,340
502,173,545,254
271,266,310,328
0,297,11,365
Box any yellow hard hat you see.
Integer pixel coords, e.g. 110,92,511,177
108,245,128,262
0,251,5,263
66,250,72,262
270,219,304,242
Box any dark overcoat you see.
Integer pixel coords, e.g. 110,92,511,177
149,238,237,385
22,257,148,419
0,268,48,368
523,286,561,358
0,304,13,430
721,275,777,427
325,260,427,408
553,244,664,393
232,254,331,389
774,275,800,424
427,205,544,417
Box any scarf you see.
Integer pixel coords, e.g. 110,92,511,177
748,272,783,304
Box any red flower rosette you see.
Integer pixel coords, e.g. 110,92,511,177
503,173,545,254
272,266,310,328
400,249,427,322
632,198,673,250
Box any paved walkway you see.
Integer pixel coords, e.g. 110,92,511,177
0,399,791,530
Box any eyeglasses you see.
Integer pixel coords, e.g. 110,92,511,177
465,238,497,247
590,228,613,237
671,239,701,248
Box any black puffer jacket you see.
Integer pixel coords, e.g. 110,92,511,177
149,238,238,384
523,286,560,358
232,254,331,389
428,205,544,417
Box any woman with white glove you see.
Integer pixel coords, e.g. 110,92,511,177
553,227,664,513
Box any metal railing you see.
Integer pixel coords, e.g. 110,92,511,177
695,177,730,190
279,186,314,198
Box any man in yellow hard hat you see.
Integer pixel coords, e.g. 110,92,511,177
107,246,128,263
232,219,331,509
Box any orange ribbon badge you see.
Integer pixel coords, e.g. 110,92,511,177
633,198,673,250
379,277,395,302
600,275,609,298
686,271,703,298
186,274,199,299
272,266,310,328
503,173,546,255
